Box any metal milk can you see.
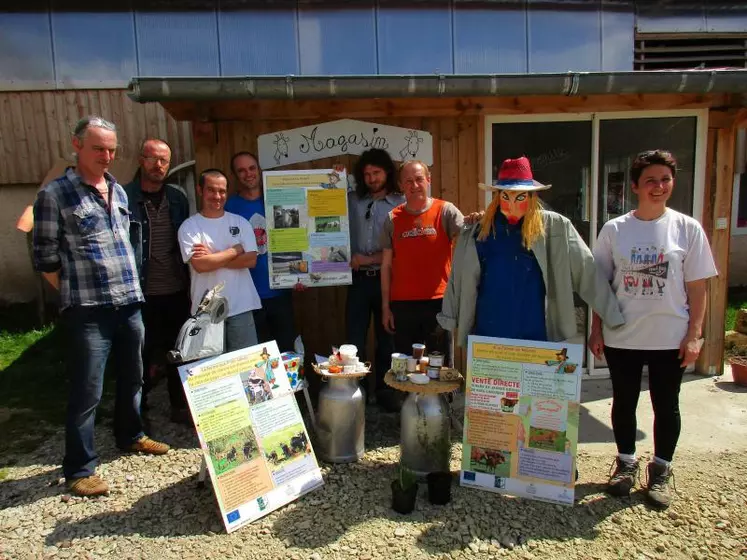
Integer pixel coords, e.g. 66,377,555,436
400,392,451,478
315,376,365,463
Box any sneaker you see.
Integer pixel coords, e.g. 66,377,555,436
67,474,109,497
606,457,639,496
124,436,170,455
646,461,674,509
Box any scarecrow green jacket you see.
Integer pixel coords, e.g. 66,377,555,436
438,211,625,349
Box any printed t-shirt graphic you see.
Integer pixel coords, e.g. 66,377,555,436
620,244,669,299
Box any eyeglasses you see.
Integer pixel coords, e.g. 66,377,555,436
365,201,374,220
143,156,170,166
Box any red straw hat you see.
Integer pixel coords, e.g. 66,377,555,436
478,156,551,192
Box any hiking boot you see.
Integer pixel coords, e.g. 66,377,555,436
606,457,639,496
67,474,109,497
123,436,170,455
646,461,674,509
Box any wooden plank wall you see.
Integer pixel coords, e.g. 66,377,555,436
193,116,482,372
697,113,737,375
0,90,193,185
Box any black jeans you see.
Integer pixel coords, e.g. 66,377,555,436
604,346,685,462
141,290,190,412
346,271,393,393
390,298,450,363
253,291,297,353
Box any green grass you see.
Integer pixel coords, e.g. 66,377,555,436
0,303,119,460
0,318,67,458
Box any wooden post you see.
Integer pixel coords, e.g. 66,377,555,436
696,122,736,375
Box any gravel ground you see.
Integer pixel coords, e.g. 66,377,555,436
1,386,746,560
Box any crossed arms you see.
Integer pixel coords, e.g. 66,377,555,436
190,243,257,273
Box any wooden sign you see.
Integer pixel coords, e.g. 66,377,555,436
258,119,433,169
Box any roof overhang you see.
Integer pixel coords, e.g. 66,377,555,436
128,70,747,103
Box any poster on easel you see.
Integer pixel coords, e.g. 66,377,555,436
178,341,323,533
263,169,352,289
460,336,582,506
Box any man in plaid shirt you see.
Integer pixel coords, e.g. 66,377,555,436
33,116,170,497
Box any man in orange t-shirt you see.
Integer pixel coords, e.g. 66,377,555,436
380,160,464,361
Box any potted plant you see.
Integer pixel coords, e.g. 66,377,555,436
729,356,747,387
426,470,452,505
391,463,418,514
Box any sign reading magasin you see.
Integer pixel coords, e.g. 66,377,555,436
258,119,434,170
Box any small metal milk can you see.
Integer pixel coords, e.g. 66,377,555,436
400,392,451,478
315,376,365,463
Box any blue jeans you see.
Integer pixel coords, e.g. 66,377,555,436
62,304,146,480
225,310,259,352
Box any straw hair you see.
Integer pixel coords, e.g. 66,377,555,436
477,192,545,249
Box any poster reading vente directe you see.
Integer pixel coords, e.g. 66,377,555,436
461,336,583,506
263,169,352,289
178,341,323,533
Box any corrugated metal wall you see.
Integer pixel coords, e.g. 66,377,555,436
5,2,746,91
0,90,193,185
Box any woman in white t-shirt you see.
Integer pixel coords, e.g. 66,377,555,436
590,150,717,510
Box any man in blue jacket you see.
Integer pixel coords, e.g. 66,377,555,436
226,152,298,352
125,138,191,424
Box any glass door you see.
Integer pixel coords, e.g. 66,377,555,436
593,115,698,371
491,119,593,368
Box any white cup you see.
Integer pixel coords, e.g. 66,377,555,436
406,357,418,372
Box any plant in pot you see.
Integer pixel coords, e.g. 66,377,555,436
391,463,418,514
729,356,747,387
426,470,452,505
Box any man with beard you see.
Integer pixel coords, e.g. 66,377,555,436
125,139,191,424
226,152,298,352
347,149,405,411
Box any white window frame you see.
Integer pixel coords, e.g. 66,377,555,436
483,109,708,377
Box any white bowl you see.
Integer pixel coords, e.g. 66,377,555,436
408,373,430,385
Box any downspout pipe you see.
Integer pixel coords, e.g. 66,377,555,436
127,70,747,103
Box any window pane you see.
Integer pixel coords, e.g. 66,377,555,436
738,173,747,228
0,12,54,88
220,8,299,75
52,11,137,88
377,7,453,74
597,117,697,228
298,6,376,75
136,11,220,76
492,120,593,365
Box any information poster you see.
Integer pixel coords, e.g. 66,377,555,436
460,336,583,506
263,169,352,289
178,341,323,533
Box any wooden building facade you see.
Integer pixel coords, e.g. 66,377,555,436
145,81,747,377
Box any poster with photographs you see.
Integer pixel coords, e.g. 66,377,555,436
263,169,353,289
178,341,323,533
460,336,583,506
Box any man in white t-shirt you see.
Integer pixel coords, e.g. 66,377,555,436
178,169,261,352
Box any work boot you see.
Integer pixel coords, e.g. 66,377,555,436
606,457,639,497
122,436,170,455
67,474,109,497
646,461,674,509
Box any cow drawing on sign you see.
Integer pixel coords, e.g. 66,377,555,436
399,130,424,160
273,133,290,164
